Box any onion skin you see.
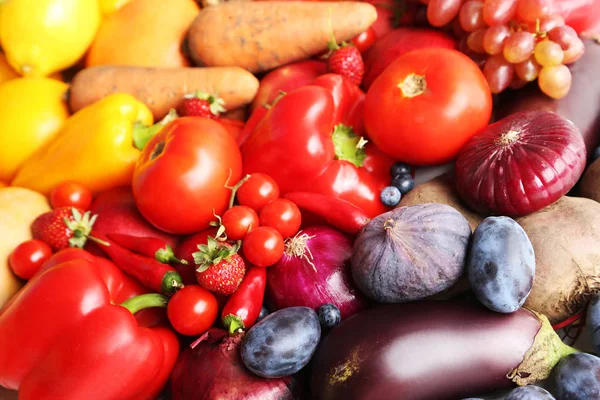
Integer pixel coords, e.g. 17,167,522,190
456,111,587,217
311,301,570,400
170,329,302,400
266,226,368,320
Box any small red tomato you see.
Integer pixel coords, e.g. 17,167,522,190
351,27,377,53
49,181,93,210
9,240,53,280
222,206,259,241
242,227,284,267
259,199,301,239
167,285,218,336
237,173,280,212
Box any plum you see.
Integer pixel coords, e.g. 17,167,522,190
241,306,321,378
505,386,555,400
587,293,600,355
552,353,600,400
467,217,535,313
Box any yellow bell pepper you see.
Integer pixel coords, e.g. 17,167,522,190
12,93,154,195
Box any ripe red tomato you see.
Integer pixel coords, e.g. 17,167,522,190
351,27,377,53
222,206,259,241
259,199,301,239
237,173,280,212
364,48,492,165
242,227,284,267
9,239,53,280
49,181,93,210
167,285,218,336
133,117,242,234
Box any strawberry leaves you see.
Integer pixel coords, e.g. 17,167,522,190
193,236,241,273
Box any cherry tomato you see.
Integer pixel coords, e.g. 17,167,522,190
9,239,53,280
259,199,301,239
364,48,492,165
237,173,280,212
351,27,377,53
222,206,259,241
49,181,93,210
167,285,218,336
242,227,284,267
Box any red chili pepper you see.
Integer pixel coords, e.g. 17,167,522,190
221,266,267,335
95,233,184,295
107,233,187,265
284,192,370,235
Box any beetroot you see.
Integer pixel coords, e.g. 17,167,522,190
266,226,367,320
170,329,304,400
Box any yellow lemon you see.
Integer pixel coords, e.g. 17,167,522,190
0,0,101,77
0,53,19,84
99,0,132,16
0,78,69,182
0,187,51,308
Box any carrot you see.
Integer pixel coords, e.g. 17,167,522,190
186,1,377,73
68,66,260,119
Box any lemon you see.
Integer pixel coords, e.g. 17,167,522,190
99,0,132,16
0,77,69,182
0,53,19,84
0,0,101,77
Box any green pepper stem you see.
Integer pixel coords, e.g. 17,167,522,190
132,109,178,150
120,293,168,315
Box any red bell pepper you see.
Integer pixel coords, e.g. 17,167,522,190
0,255,179,400
241,73,394,218
221,266,267,335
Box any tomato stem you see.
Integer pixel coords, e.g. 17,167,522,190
225,173,251,209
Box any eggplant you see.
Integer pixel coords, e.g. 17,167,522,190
496,40,600,157
311,301,575,400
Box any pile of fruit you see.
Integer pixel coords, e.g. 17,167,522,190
1,0,600,399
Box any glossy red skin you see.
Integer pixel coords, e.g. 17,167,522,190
167,285,218,336
364,48,493,166
351,27,377,53
242,74,392,217
242,226,284,268
555,0,600,33
107,233,173,260
250,60,327,112
9,240,52,280
362,27,457,90
364,0,420,38
237,173,280,213
49,181,93,210
174,228,218,285
237,106,268,147
222,206,259,241
258,199,302,239
220,119,245,143
455,111,587,217
311,301,542,400
496,40,600,158
221,267,267,332
0,258,178,398
133,117,243,234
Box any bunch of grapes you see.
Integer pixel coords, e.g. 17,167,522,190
417,0,585,99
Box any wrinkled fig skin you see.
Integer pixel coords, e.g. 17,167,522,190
468,217,536,313
496,40,600,157
580,158,600,202
517,197,600,324
587,294,600,355
241,307,321,379
351,204,472,303
552,353,600,400
311,301,542,400
505,386,555,400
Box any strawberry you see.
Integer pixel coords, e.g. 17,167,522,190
192,237,245,295
31,207,98,251
327,44,364,87
180,91,225,119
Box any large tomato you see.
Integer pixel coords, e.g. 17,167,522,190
133,117,242,234
364,48,492,166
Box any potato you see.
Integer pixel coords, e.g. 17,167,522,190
580,159,600,202
517,196,600,324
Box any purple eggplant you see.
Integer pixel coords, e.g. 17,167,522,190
496,40,600,158
311,301,576,400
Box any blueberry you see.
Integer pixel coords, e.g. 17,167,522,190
594,147,600,161
380,186,401,207
391,174,415,195
390,162,411,178
467,216,536,313
587,293,600,354
257,305,270,322
318,304,341,329
505,385,555,400
553,353,600,400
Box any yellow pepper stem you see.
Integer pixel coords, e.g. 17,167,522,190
133,109,178,150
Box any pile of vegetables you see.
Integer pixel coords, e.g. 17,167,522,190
1,0,600,399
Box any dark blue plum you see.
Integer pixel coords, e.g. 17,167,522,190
380,186,401,207
318,304,341,328
505,386,555,400
587,293,600,354
553,353,600,400
391,174,415,195
390,162,411,178
241,306,321,378
467,216,536,313
256,305,270,322
593,146,600,161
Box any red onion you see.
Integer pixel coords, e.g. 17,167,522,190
170,329,303,400
266,226,368,319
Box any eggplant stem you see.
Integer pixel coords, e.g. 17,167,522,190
284,231,318,272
